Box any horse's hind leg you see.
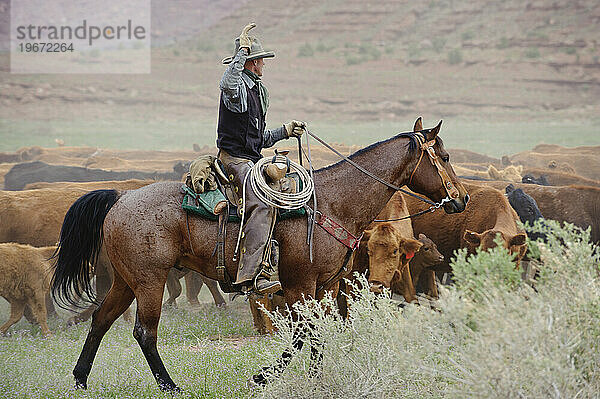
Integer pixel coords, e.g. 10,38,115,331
133,276,179,392
73,271,134,389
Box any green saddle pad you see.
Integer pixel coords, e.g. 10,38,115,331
181,184,306,222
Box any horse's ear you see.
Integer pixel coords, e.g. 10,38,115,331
413,117,423,132
426,120,442,141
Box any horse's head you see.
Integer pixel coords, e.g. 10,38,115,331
406,117,469,214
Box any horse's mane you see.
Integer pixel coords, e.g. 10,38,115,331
316,131,439,173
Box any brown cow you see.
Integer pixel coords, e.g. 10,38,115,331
0,183,148,324
0,243,56,336
345,191,425,302
454,164,523,183
462,180,600,244
446,149,501,165
405,185,528,274
509,150,600,180
409,233,445,298
363,223,422,300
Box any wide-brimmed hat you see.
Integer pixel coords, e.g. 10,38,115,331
222,36,275,64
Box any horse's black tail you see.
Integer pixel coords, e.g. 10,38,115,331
51,189,120,309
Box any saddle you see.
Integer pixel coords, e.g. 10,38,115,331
180,155,306,294
181,157,306,222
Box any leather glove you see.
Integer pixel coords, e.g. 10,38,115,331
284,120,306,138
238,23,256,51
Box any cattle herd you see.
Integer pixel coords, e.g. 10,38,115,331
0,142,599,336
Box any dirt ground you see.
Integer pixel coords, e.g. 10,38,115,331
1,0,599,154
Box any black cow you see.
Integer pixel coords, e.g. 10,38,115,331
505,184,545,241
4,161,182,190
522,174,549,186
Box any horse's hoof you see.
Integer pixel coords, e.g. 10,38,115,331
158,381,181,393
247,373,268,388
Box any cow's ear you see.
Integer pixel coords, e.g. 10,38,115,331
463,230,481,246
404,238,423,254
509,233,527,247
413,116,423,132
426,120,442,141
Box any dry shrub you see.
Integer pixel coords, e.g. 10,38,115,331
259,220,600,398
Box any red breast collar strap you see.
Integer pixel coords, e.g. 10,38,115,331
315,213,362,251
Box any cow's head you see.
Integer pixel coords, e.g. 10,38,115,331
413,233,444,268
366,223,422,293
463,229,528,267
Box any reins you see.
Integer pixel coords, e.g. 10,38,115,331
305,129,440,207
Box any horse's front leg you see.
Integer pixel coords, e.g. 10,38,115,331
249,282,316,386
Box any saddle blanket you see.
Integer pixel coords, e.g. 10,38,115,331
181,184,305,222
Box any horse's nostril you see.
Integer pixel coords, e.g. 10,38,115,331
464,193,470,204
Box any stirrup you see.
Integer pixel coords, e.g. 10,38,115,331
253,269,281,295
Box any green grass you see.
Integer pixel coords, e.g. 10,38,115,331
2,118,599,158
0,291,267,398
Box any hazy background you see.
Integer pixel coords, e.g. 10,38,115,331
1,0,599,157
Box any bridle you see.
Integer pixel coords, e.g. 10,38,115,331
370,130,461,222
409,132,460,201
305,129,458,212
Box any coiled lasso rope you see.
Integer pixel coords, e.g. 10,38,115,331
233,155,315,261
250,155,314,210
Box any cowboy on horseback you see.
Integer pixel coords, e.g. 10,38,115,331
217,23,306,295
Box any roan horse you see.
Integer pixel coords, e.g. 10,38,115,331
51,117,469,392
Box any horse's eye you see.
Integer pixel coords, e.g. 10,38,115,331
393,249,398,255
442,155,449,163
423,247,430,251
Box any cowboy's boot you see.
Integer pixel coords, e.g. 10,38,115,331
219,151,282,295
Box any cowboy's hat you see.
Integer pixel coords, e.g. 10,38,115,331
222,36,275,64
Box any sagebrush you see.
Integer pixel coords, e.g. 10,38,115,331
259,221,600,399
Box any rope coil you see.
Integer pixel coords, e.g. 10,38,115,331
233,155,315,260
249,155,315,210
